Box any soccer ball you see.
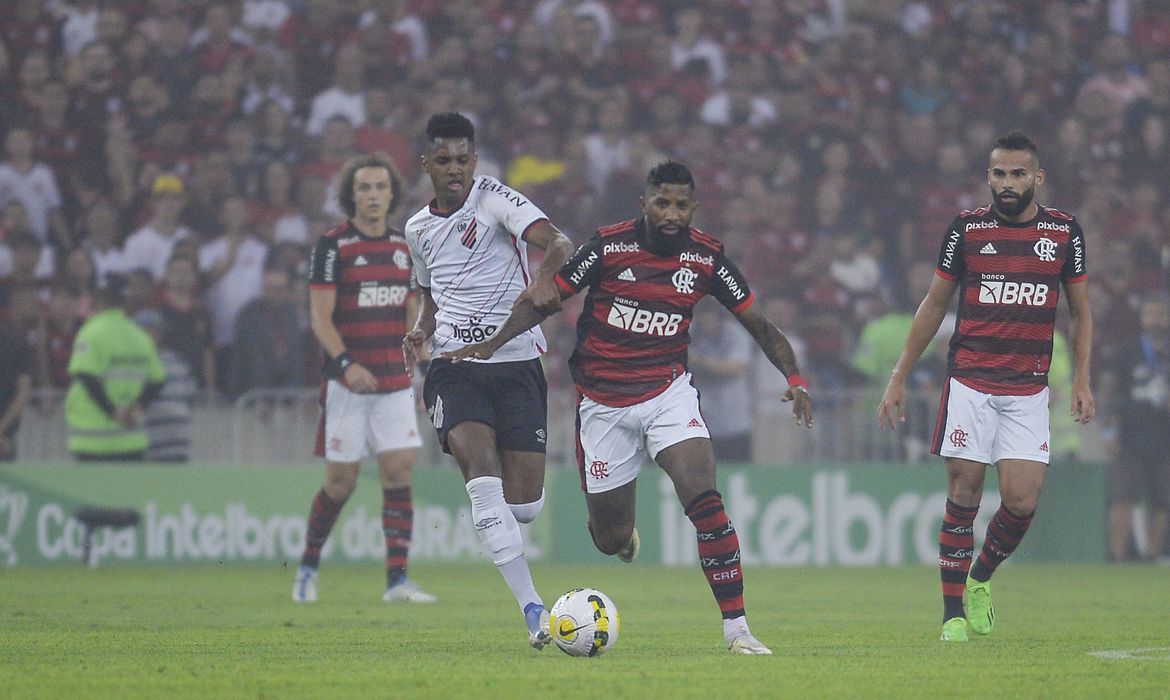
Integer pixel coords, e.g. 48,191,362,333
548,588,620,657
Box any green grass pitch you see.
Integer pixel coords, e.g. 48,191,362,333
2,563,1168,699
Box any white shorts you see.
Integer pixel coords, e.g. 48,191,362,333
577,373,710,494
317,381,423,462
933,378,1051,465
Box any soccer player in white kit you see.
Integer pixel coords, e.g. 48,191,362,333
401,113,575,649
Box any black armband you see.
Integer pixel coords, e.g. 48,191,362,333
334,351,355,374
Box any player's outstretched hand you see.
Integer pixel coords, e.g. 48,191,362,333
402,329,427,378
876,380,905,431
782,386,814,429
516,277,562,315
441,342,497,363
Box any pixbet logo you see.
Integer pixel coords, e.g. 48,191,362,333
603,241,640,255
679,251,713,266
978,281,1050,306
607,301,683,336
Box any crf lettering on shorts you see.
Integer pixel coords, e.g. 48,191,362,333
357,283,409,307
606,301,683,336
949,426,969,448
588,460,609,479
978,280,1049,306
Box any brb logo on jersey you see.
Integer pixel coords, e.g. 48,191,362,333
607,298,683,336
358,283,409,307
978,274,1050,306
1033,237,1057,262
672,267,698,294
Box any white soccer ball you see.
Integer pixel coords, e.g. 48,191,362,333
549,588,620,657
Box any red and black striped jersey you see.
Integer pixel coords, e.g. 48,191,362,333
935,204,1088,396
555,218,755,407
309,221,414,392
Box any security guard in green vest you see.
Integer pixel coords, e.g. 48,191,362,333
66,274,166,461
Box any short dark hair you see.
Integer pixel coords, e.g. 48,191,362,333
425,112,475,146
646,160,695,190
994,131,1039,157
336,153,403,218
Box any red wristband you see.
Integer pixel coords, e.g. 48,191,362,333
787,374,808,391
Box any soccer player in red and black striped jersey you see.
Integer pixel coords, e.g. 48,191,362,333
444,161,813,655
292,154,435,605
878,132,1095,642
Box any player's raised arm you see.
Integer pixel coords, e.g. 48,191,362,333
733,302,813,429
877,273,957,430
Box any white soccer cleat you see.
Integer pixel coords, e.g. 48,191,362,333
525,603,552,650
617,527,640,563
292,565,317,603
383,577,437,603
728,633,773,655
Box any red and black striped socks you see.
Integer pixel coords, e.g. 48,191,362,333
685,490,745,620
383,487,414,585
301,488,345,569
940,498,978,621
969,504,1033,583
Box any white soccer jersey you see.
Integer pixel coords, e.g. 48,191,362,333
405,176,549,363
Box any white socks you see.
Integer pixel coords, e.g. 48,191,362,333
723,615,751,643
466,476,541,612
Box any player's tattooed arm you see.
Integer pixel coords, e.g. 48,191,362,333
734,303,813,428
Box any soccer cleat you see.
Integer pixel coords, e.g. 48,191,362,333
617,527,640,563
939,617,969,641
292,565,317,603
383,577,437,603
524,602,552,650
965,577,994,635
728,633,773,655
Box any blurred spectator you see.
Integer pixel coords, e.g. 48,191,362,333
670,4,726,87
38,282,81,389
0,126,70,249
0,317,33,461
0,228,56,290
1106,295,1170,562
199,196,269,390
59,246,97,317
159,254,216,395
134,307,197,463
78,200,127,282
690,298,755,462
305,41,366,136
122,174,192,281
123,267,157,318
227,263,306,399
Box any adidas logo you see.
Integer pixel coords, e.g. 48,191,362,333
687,418,703,428
618,268,636,282
1039,441,1048,452
354,255,369,266
979,243,997,255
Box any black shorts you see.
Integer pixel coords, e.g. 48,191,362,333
422,358,548,454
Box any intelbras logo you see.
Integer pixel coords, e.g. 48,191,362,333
603,242,639,255
1037,221,1070,233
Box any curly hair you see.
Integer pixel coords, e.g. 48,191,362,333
336,153,403,219
646,160,694,190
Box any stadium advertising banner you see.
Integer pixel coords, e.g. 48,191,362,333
0,462,1104,567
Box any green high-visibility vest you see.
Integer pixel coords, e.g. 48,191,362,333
66,308,165,455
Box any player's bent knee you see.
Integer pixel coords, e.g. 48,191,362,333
508,489,545,524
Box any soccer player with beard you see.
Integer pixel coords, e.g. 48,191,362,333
401,113,575,649
877,132,1095,642
442,161,814,655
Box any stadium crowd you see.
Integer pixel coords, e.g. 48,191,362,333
0,0,1167,467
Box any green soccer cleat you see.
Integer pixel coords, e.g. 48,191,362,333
965,577,994,635
939,617,969,642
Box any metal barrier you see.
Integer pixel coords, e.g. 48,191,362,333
10,386,1100,466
